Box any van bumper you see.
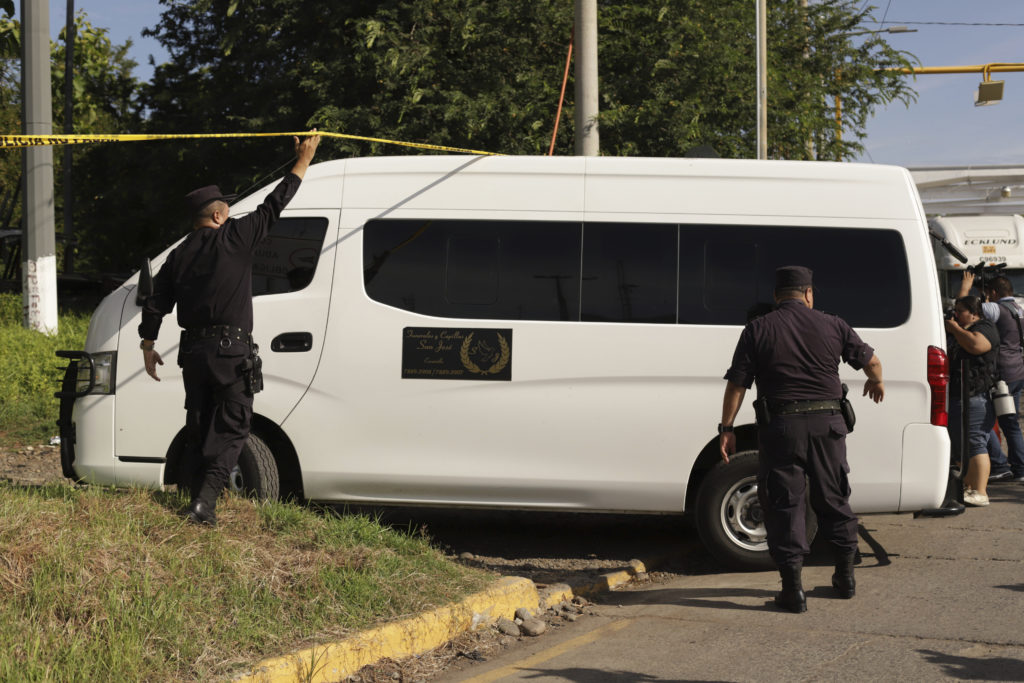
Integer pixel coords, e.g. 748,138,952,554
901,423,951,511
54,350,117,485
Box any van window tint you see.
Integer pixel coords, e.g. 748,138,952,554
679,225,910,328
582,222,677,323
252,217,329,296
364,219,581,320
364,219,911,328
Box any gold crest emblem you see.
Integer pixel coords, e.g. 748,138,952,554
460,332,511,375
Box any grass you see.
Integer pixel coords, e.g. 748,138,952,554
0,483,494,682
0,292,91,447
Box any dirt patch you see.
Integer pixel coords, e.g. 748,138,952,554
0,443,65,486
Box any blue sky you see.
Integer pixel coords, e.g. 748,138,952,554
25,0,1024,169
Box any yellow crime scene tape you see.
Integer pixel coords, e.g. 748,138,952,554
0,130,500,156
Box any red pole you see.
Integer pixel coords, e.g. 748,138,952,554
548,29,574,156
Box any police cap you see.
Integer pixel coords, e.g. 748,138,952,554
775,265,813,290
184,185,230,214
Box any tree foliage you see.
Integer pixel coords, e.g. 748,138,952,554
140,0,913,162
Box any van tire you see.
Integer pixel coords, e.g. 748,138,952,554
228,433,280,502
696,450,817,571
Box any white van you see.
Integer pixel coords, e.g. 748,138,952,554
57,155,950,570
930,214,1024,306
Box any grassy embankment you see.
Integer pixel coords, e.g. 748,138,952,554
0,292,495,680
0,486,493,681
0,292,91,446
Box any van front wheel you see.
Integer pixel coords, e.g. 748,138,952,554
695,450,816,571
227,433,280,501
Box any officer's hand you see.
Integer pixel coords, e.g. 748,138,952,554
719,432,736,464
295,128,320,162
863,379,884,403
144,349,163,381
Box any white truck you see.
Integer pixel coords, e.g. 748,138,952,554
930,214,1024,306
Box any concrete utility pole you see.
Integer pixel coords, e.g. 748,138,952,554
756,0,767,160
21,0,58,333
574,0,599,156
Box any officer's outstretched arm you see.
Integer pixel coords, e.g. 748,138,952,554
720,381,746,463
862,354,884,403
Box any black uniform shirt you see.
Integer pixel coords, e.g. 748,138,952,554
138,173,302,341
724,299,874,401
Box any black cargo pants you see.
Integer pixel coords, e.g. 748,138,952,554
757,411,859,568
178,336,253,508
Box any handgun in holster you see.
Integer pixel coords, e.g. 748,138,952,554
243,344,264,394
753,397,771,426
839,382,856,432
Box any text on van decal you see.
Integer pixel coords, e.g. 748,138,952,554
402,327,512,381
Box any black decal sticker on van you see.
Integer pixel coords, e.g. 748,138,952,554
402,327,512,381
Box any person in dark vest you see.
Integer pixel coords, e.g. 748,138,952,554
958,272,1024,483
945,295,1000,506
138,131,321,526
719,266,885,613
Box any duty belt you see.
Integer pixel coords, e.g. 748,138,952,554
181,325,251,344
768,399,842,416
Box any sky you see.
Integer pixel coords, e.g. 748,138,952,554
20,0,1024,170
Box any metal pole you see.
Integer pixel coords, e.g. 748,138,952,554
63,0,74,274
756,0,767,160
21,0,58,334
574,0,599,156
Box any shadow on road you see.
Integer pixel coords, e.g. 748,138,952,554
918,649,1024,681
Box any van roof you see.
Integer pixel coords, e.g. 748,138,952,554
266,156,924,222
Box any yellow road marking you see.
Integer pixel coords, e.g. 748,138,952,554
461,618,636,683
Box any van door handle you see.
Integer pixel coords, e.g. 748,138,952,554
271,332,313,353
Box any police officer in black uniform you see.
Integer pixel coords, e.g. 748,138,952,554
719,266,885,613
138,131,321,526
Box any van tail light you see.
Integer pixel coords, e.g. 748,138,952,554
927,345,949,427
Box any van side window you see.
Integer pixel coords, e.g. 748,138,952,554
364,219,911,328
582,222,677,323
679,225,911,328
364,219,581,320
252,217,329,296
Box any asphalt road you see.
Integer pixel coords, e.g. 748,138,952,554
431,481,1024,683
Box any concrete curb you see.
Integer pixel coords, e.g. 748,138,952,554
232,555,667,683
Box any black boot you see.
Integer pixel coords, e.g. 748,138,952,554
832,551,856,599
774,564,807,613
186,498,217,527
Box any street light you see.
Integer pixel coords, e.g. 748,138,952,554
976,64,1004,106
847,25,919,37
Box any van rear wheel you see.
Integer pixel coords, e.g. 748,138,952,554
696,450,817,571
227,433,280,501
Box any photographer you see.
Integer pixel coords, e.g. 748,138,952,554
945,295,1000,506
959,272,1024,483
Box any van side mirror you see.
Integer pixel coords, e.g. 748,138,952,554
135,258,153,306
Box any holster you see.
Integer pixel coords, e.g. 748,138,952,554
243,343,264,394
840,383,856,433
753,397,771,426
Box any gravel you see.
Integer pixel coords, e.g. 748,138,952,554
0,443,65,486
